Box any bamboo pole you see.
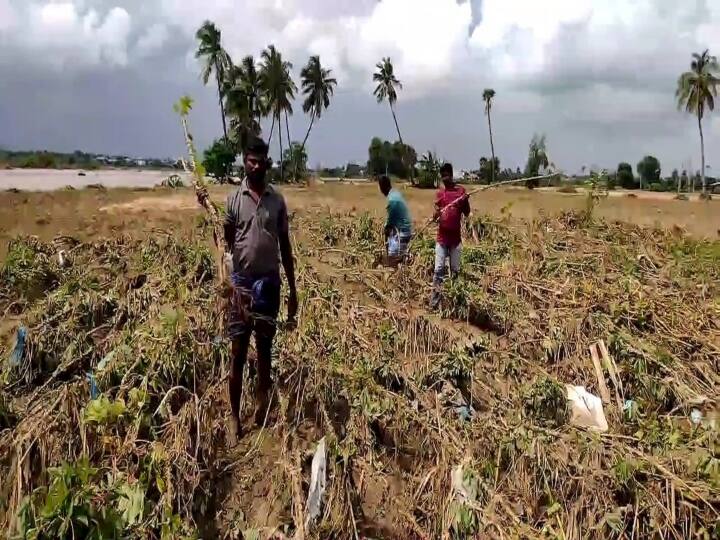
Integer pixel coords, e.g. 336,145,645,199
412,173,561,239
174,96,228,285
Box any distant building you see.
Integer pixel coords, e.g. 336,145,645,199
345,163,363,177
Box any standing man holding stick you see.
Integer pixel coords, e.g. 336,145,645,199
430,163,470,310
224,136,298,440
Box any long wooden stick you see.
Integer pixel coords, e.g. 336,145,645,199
413,173,560,239
175,96,228,284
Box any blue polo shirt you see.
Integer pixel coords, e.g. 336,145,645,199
386,189,412,236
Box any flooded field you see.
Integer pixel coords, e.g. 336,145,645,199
0,168,178,191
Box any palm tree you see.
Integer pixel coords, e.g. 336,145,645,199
525,134,549,188
195,21,232,140
373,58,412,182
676,49,720,196
299,55,337,155
260,45,297,181
224,55,265,151
418,150,441,188
482,89,496,183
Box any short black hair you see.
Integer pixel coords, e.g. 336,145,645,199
244,135,269,157
440,163,453,176
378,174,392,192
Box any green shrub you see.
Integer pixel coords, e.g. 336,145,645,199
202,139,236,183
606,174,617,190
17,461,124,539
522,377,568,427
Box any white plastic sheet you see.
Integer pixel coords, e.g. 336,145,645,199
305,437,327,526
566,385,608,432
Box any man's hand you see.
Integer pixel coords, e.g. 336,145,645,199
286,287,298,327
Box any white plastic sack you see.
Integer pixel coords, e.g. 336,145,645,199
305,437,327,526
451,463,480,505
566,385,608,432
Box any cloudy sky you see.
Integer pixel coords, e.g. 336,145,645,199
1,0,719,173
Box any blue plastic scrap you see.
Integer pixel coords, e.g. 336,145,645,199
86,372,99,399
455,405,476,422
9,326,27,367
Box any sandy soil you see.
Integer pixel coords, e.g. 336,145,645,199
1,182,719,260
533,186,710,202
0,168,180,191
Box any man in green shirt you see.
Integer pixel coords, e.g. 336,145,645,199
378,175,412,265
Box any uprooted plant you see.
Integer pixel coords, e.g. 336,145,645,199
1,201,719,538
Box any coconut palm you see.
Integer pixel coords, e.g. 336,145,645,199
260,45,297,181
676,49,720,196
482,88,497,183
373,58,404,145
224,55,265,151
299,55,337,155
374,58,412,182
195,21,232,140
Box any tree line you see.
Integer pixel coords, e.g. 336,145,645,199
195,20,718,196
194,21,337,182
0,149,176,171
194,21,414,184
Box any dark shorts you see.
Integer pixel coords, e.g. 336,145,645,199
228,272,281,340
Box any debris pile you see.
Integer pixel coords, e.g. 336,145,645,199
1,208,719,539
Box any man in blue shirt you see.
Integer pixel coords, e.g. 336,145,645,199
378,175,412,265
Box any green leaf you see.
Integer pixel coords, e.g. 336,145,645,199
173,95,194,116
601,508,625,533
84,396,126,425
116,482,146,526
547,502,562,516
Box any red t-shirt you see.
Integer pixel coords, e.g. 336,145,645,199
435,184,470,248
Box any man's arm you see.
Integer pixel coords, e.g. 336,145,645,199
278,201,297,321
224,194,236,252
385,198,395,239
433,191,442,221
461,191,471,217
279,232,296,292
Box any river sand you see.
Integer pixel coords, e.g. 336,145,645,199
0,169,180,191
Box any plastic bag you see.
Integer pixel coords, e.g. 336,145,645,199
566,385,608,432
387,234,400,256
86,372,100,399
305,437,327,526
9,326,27,367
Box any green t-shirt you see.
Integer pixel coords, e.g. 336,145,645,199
386,189,412,236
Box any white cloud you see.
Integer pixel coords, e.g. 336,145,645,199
0,0,18,31
469,0,719,85
0,1,132,69
158,0,473,95
3,0,720,172
136,23,170,57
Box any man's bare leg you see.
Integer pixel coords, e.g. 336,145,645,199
229,332,251,440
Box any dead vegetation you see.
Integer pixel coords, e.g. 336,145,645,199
1,203,719,539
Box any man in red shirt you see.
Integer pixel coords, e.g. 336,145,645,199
431,163,470,309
